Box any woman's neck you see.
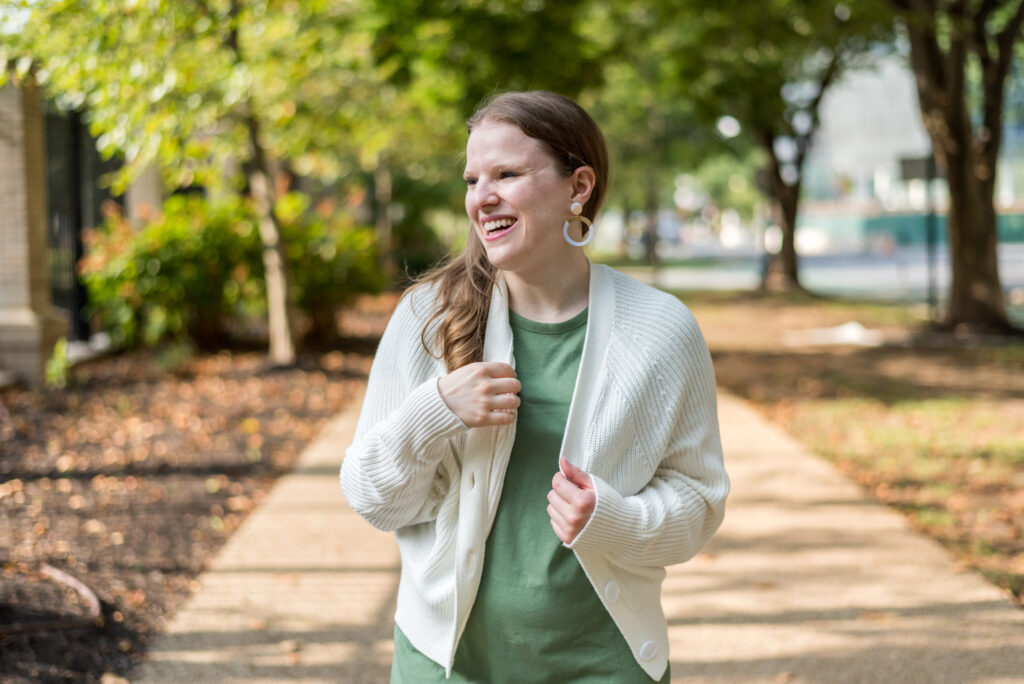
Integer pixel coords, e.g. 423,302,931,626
503,255,590,323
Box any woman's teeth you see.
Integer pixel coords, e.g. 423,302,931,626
483,218,516,234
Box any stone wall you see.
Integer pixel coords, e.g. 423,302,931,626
0,81,68,387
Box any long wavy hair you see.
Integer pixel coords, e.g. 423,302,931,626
412,90,610,371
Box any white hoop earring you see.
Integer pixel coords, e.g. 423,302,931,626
563,202,594,247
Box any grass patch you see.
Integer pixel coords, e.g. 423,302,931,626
592,254,752,270
685,289,1024,604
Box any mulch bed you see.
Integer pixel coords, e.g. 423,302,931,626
0,293,398,683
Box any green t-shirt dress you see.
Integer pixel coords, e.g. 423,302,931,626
390,308,668,684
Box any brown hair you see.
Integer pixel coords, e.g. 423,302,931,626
412,90,609,371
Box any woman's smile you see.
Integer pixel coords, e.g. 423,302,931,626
481,215,519,241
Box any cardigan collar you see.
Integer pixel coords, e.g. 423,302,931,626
482,261,616,470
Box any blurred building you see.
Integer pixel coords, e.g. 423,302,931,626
799,54,1024,253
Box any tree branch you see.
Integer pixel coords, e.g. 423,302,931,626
995,0,1024,84
978,0,1024,170
794,52,841,171
896,0,947,104
972,0,1001,70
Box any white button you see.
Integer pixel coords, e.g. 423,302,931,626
604,581,620,603
469,472,476,490
638,640,657,661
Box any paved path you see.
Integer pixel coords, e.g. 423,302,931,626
136,390,1024,683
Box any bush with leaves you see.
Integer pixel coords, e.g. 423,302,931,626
80,194,382,350
276,193,386,345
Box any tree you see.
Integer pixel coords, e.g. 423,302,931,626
580,5,716,264
890,0,1024,332
3,0,381,365
660,0,894,290
367,0,610,118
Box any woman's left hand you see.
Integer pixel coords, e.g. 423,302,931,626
547,457,596,545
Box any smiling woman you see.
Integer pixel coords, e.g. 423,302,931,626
461,118,596,302
340,91,729,684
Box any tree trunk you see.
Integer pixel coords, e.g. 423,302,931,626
247,116,296,366
763,182,802,291
619,201,632,259
374,154,395,279
644,160,659,265
759,134,803,292
943,144,1009,329
894,0,1022,332
224,0,297,361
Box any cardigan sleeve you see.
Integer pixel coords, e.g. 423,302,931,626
339,289,467,531
566,306,729,567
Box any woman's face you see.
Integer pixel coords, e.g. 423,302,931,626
464,120,583,277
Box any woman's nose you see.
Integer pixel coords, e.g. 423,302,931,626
474,179,499,207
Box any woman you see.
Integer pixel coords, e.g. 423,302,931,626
340,91,729,683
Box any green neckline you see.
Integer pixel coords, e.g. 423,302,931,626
508,307,589,334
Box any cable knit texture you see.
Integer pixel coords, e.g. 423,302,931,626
340,263,729,681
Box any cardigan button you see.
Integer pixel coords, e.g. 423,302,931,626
604,581,620,603
639,640,658,661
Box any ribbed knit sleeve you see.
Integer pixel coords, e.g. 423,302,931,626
567,291,728,566
340,287,468,531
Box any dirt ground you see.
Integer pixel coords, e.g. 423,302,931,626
0,294,398,683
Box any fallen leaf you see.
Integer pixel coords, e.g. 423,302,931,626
83,519,107,535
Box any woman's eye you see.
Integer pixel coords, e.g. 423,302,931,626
500,171,518,179
464,178,477,186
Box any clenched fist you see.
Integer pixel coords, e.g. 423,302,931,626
547,457,596,545
437,362,521,428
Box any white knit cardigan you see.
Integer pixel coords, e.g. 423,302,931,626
340,262,729,681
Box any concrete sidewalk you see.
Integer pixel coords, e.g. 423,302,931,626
136,390,1024,683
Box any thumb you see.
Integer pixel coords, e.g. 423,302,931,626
560,457,593,490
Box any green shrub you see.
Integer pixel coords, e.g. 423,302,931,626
45,337,71,389
275,193,385,344
80,193,382,350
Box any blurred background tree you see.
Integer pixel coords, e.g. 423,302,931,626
2,0,1021,358
5,0,396,364
579,1,717,264
655,0,897,290
890,0,1024,332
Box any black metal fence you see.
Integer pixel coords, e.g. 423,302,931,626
44,107,118,341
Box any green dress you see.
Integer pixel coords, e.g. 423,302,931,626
391,308,669,684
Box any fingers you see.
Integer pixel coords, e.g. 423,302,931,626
478,410,516,426
547,504,572,544
439,362,522,428
559,457,593,490
546,484,594,544
549,517,572,545
490,377,522,395
486,392,520,411
482,362,516,378
550,472,587,508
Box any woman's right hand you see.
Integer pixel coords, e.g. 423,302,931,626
437,362,521,427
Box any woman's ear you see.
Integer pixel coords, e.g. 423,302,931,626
570,166,597,206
